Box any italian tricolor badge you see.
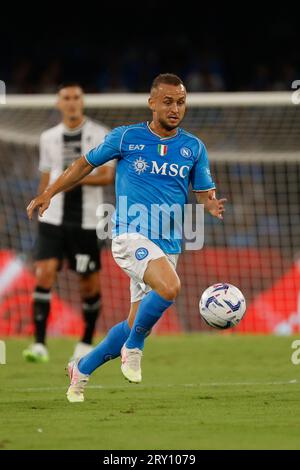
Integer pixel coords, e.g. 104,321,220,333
157,144,168,156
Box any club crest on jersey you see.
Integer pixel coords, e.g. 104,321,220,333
157,144,168,156
180,147,192,158
135,247,149,260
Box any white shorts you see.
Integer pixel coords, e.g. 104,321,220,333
111,233,179,302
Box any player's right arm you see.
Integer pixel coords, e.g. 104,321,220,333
27,156,94,219
38,172,50,195
37,133,51,195
27,127,124,220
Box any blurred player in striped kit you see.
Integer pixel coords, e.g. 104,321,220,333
23,83,115,363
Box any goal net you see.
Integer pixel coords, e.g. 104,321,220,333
1,92,300,336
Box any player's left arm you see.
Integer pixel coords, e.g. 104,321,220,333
195,189,226,220
190,142,227,220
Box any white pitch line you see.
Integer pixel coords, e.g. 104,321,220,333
11,379,299,393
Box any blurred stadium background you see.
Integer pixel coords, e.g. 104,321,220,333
2,10,299,95
1,92,300,337
0,4,299,339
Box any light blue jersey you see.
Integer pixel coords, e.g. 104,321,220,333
86,122,215,254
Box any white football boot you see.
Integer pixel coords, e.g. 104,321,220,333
66,360,89,403
23,343,49,363
121,345,143,383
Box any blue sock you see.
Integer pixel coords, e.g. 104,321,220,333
78,320,130,375
125,291,173,350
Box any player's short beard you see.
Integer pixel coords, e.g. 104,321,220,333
69,114,81,121
159,117,181,131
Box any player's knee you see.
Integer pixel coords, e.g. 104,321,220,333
79,273,99,298
36,278,54,290
80,283,94,298
35,268,56,289
79,276,99,298
159,278,181,300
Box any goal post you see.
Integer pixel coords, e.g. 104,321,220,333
0,92,299,336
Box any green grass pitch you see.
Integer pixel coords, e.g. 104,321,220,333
0,334,300,450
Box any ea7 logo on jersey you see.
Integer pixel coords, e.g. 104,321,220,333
129,144,145,151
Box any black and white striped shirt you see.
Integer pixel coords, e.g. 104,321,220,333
38,118,112,229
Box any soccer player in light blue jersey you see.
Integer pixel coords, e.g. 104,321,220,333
27,74,226,402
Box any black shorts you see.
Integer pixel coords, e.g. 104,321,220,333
34,222,102,274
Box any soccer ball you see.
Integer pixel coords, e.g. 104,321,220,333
199,283,246,329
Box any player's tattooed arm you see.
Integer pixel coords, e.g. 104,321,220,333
195,189,227,220
27,156,93,219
